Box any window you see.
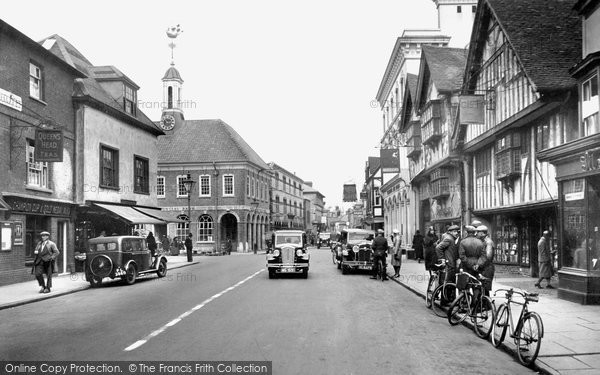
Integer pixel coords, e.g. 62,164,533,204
197,215,213,242
157,176,165,198
582,74,599,136
251,177,255,197
457,5,462,13
167,86,173,109
26,139,48,188
124,84,136,115
223,175,234,196
475,149,491,175
199,175,210,196
246,176,250,196
374,188,381,206
100,145,119,188
176,214,189,241
177,175,188,197
472,5,477,13
29,62,43,100
134,156,149,194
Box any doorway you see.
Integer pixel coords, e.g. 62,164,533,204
221,213,238,251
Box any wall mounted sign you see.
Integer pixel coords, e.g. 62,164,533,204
0,87,22,111
35,129,63,162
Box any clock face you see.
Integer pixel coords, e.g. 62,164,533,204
160,115,175,130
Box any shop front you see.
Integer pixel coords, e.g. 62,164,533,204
555,155,600,304
0,195,75,285
473,203,557,276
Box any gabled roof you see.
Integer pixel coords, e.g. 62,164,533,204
367,157,380,178
41,34,162,135
414,45,468,112
399,73,419,132
157,119,270,169
467,0,580,93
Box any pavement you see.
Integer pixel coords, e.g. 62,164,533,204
2,251,599,374
388,257,600,375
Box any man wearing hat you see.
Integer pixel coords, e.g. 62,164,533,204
32,231,60,293
459,225,486,276
535,231,554,289
371,229,389,280
436,225,460,285
476,225,495,295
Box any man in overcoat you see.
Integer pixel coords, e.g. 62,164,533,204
370,229,389,280
535,231,554,289
436,225,460,285
32,231,60,293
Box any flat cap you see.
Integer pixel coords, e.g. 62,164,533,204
377,229,385,234
40,231,50,236
447,225,460,231
476,225,489,232
464,225,476,233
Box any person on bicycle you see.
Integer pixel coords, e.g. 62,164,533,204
436,225,460,287
370,229,388,280
476,225,495,297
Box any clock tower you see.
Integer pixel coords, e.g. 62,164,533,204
160,63,184,132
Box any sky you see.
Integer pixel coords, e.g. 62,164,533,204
2,0,438,209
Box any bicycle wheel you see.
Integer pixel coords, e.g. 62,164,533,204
332,249,337,265
492,303,508,347
448,293,468,325
516,312,543,366
432,283,456,317
473,296,495,339
425,275,437,309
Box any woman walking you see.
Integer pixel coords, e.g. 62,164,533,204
391,229,402,278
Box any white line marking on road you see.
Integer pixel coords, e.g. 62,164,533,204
124,269,264,352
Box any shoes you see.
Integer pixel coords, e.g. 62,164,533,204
534,283,543,289
393,274,400,278
383,278,388,281
43,288,50,293
370,276,377,279
39,287,46,293
546,285,555,289
418,259,421,263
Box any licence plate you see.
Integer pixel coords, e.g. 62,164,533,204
359,265,372,270
280,268,295,273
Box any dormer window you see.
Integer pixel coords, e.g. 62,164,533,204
124,84,136,115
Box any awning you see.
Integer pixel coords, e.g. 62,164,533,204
0,196,11,211
92,203,165,224
134,207,186,223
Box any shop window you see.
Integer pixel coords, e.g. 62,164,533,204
133,156,149,194
197,215,213,242
494,216,520,264
562,178,586,269
587,176,600,270
26,139,49,189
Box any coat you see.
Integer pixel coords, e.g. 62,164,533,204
31,240,60,274
423,232,438,270
538,236,552,278
184,237,193,250
458,235,486,274
480,236,496,290
436,233,458,272
371,235,389,255
391,236,402,267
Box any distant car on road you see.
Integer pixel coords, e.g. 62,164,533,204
317,232,331,248
85,235,168,287
334,229,375,274
266,230,310,279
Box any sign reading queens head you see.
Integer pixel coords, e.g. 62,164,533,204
35,129,63,162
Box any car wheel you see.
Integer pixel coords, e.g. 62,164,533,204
342,264,348,274
124,264,137,285
156,259,167,278
268,270,275,279
302,269,308,279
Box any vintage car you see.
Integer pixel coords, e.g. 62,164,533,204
266,230,310,278
85,235,168,287
317,232,331,248
334,229,375,274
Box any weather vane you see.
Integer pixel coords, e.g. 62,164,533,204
166,24,183,65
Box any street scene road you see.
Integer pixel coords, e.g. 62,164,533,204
0,249,534,374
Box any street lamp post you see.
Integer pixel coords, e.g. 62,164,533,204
182,172,196,262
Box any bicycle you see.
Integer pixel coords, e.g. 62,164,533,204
426,261,457,317
447,270,496,339
492,288,544,366
372,252,386,281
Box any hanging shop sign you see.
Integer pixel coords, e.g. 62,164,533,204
35,129,63,162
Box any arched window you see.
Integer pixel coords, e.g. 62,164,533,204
197,215,213,242
176,214,189,240
167,86,173,109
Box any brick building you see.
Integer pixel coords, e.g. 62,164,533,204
0,19,85,284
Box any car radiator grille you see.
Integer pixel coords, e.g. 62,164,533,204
281,247,295,264
357,249,371,262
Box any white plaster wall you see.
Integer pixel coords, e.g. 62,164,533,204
53,150,73,200
82,105,158,206
584,10,600,56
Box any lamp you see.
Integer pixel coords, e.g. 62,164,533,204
182,172,196,262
